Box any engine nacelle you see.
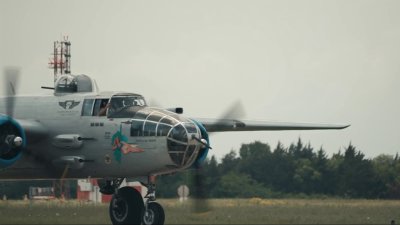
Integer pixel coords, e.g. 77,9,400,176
0,116,26,168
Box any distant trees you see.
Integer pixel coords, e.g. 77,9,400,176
372,153,400,198
157,139,400,199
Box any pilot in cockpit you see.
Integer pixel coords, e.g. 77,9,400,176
123,97,138,107
98,100,109,116
108,96,144,116
108,98,124,115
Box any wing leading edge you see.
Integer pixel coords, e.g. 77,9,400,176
194,118,350,133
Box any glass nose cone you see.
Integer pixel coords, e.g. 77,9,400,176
167,122,200,167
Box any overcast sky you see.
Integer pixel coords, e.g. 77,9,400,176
1,0,399,160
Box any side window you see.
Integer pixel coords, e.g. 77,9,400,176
81,99,95,116
143,121,157,136
158,123,172,136
93,99,110,116
131,120,144,136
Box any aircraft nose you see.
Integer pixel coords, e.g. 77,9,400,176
129,107,202,167
167,122,201,167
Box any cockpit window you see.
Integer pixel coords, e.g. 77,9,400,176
81,99,94,116
94,99,109,116
107,95,147,118
81,98,109,116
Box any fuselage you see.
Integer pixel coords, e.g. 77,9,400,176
0,91,204,180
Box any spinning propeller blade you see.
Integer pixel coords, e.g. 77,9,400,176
215,100,246,124
0,67,24,156
192,164,211,213
3,67,20,117
192,101,245,213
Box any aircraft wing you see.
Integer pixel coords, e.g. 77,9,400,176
194,118,350,133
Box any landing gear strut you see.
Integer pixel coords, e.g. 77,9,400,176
142,176,165,225
100,178,124,195
105,177,165,225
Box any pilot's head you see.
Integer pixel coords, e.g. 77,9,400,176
123,98,134,106
101,101,108,107
111,98,123,108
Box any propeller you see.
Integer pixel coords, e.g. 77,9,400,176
192,164,209,213
148,99,245,212
192,100,245,213
216,100,245,123
1,67,23,157
4,67,19,117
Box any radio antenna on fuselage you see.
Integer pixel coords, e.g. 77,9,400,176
48,36,71,85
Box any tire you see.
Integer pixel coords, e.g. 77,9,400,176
143,202,165,225
109,186,144,225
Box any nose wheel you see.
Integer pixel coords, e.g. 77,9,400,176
142,176,165,225
143,202,165,225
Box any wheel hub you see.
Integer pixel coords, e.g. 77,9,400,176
143,208,155,225
112,198,129,222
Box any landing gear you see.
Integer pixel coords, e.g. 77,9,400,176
109,186,144,225
105,177,165,225
142,177,165,225
100,178,124,195
143,202,165,225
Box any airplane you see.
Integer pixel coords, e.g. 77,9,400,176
0,45,349,225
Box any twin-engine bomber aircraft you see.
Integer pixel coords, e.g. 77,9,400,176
0,68,349,224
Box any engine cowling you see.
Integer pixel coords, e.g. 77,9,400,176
0,116,26,168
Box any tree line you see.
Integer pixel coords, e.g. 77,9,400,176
157,139,400,199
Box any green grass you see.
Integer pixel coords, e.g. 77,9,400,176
0,198,399,224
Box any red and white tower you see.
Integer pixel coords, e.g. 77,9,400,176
48,36,71,84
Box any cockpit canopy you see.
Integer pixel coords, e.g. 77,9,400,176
107,94,147,118
55,74,97,94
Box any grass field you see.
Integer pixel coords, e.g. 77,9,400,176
0,198,399,224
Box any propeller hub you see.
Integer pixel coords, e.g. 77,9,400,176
13,136,23,147
5,135,23,148
200,139,208,148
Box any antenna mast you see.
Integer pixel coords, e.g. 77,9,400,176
49,36,71,84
